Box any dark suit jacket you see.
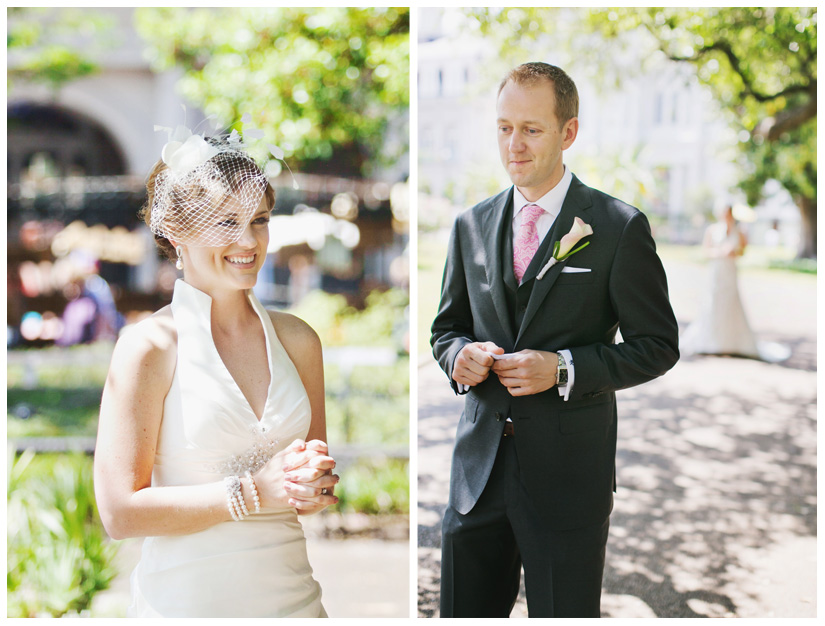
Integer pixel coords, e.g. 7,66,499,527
431,175,679,530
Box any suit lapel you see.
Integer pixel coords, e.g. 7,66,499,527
515,176,593,347
482,188,516,347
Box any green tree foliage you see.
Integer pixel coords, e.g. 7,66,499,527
466,7,817,258
587,8,816,258
287,287,408,349
7,8,113,88
135,7,409,177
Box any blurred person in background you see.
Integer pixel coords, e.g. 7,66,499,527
56,251,121,346
681,205,789,362
94,125,339,617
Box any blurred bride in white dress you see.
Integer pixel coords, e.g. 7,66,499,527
681,205,789,362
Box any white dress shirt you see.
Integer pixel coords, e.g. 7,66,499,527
511,164,573,249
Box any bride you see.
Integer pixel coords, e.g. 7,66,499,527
680,205,789,362
94,126,338,617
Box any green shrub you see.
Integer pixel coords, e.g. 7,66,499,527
325,359,409,446
288,287,409,349
7,449,118,617
334,457,409,515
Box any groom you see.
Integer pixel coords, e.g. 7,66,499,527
431,62,679,617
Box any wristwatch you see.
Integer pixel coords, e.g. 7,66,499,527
556,352,568,386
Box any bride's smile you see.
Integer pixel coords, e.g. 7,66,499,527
178,199,272,295
226,253,256,267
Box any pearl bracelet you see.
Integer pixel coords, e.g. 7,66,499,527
245,470,261,513
224,475,247,521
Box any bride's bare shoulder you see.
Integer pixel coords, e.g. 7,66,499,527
268,309,320,345
267,310,322,361
108,305,177,382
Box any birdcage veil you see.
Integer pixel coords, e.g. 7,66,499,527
150,113,295,248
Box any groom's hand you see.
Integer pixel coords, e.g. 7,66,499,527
452,342,504,387
492,349,558,396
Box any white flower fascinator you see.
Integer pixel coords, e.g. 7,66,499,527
150,110,295,248
160,125,220,174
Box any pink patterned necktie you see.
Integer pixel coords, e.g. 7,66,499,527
513,203,545,283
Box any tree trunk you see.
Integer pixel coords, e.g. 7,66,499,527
796,195,817,259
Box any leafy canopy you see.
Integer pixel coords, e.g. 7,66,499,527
135,7,409,177
7,8,114,88
583,8,816,205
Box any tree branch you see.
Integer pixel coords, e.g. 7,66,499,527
664,39,812,103
755,91,818,140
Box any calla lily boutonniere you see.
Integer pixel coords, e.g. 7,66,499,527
536,217,594,280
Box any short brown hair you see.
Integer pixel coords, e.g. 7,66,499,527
139,152,276,260
499,62,579,128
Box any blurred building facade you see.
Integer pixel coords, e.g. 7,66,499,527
418,8,800,247
8,8,408,346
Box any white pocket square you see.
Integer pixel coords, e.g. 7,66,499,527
561,266,591,273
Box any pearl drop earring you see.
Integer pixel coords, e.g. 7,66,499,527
176,246,184,270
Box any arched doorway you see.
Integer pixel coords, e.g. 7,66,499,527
7,101,126,183
6,102,161,344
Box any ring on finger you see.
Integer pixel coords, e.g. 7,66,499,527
321,488,329,495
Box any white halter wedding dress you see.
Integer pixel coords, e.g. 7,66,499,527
129,279,326,617
680,223,789,362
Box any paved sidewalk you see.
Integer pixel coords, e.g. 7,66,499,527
418,257,817,618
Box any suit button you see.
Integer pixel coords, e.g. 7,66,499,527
495,412,502,421
520,305,527,312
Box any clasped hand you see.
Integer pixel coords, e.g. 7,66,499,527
253,439,339,514
453,342,558,396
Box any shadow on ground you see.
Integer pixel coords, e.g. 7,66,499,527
418,344,816,618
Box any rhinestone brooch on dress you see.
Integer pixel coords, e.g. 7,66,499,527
208,424,280,476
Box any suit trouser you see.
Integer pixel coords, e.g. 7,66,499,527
440,435,609,618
